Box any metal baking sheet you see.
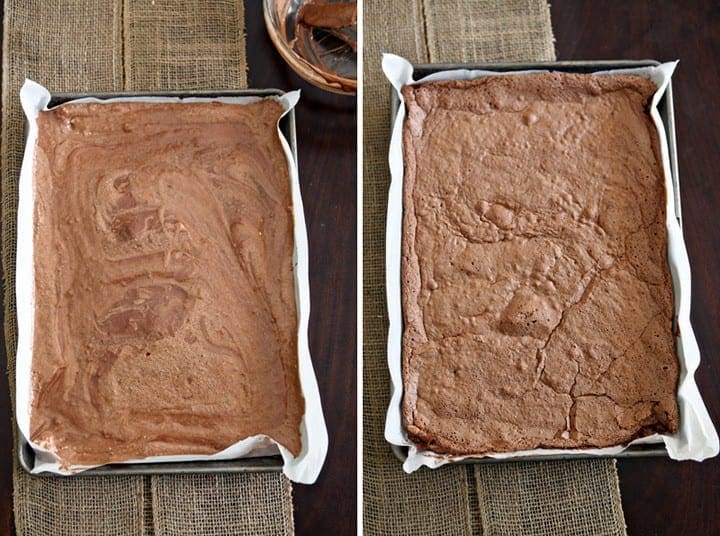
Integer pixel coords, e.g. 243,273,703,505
389,60,679,464
18,88,296,476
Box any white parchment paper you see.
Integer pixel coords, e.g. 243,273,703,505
382,54,719,472
16,80,328,484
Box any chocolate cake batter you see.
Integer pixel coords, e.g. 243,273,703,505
401,73,679,455
30,100,304,467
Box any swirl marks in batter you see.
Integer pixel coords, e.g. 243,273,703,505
30,100,303,467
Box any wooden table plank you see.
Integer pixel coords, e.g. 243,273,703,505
242,3,357,535
552,2,720,534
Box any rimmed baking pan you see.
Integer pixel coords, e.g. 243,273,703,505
388,60,681,465
18,88,297,476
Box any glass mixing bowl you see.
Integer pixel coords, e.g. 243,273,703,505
263,0,357,95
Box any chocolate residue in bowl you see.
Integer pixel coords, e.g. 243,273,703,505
292,1,357,92
298,1,357,29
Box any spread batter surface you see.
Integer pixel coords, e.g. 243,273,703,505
31,100,304,466
401,73,679,455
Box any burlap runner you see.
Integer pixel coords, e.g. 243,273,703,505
2,2,294,534
362,1,627,535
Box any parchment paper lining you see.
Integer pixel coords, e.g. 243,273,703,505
16,79,328,485
382,54,719,472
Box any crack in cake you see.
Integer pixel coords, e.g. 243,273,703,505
401,73,679,455
30,99,304,467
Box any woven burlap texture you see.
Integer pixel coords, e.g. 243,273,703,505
2,2,293,535
362,1,626,535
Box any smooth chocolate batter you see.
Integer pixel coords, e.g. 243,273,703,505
30,100,304,467
401,73,679,455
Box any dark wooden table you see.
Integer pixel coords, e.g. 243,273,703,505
243,3,357,535
0,2,357,535
552,1,720,534
244,3,357,535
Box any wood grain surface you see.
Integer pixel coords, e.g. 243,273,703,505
552,2,720,534
0,2,357,535
243,3,357,535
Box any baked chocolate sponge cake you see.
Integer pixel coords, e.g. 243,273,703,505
401,73,679,455
30,100,303,467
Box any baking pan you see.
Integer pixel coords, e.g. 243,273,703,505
18,88,296,476
389,60,679,464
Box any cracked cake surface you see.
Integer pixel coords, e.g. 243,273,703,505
400,72,680,455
